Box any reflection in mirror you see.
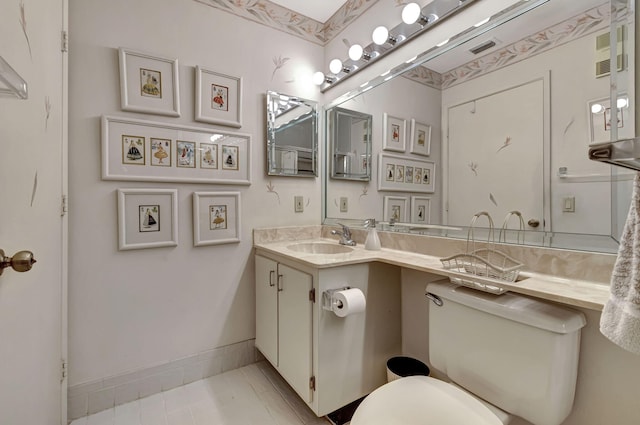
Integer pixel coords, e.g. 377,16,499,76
267,91,318,177
324,0,635,253
328,107,372,181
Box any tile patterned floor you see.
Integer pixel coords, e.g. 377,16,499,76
69,362,331,425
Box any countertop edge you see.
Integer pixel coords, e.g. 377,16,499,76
254,239,610,311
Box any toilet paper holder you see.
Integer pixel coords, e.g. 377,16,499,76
321,287,351,312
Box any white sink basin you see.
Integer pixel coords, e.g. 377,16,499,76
287,242,354,255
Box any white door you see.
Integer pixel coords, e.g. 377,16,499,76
0,0,67,424
447,78,546,234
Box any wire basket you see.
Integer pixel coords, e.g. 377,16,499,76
440,212,523,294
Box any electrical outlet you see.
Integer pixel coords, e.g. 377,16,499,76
294,196,304,213
340,197,348,213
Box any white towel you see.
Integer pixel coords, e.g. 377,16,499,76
600,172,640,354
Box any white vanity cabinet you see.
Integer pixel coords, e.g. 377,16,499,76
255,251,402,417
255,254,314,403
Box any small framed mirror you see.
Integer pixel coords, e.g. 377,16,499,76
328,107,372,181
266,90,318,177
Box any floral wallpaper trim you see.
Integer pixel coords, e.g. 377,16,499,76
441,3,611,89
194,0,378,45
323,0,379,44
402,66,442,90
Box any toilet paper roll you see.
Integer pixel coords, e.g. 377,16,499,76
332,288,366,317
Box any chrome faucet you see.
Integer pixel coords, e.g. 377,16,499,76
331,223,356,246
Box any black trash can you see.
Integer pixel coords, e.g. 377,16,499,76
386,356,430,382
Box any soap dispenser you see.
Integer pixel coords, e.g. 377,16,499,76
364,218,381,251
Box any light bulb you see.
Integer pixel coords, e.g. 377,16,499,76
591,103,604,114
349,44,364,61
329,59,343,74
312,71,325,86
617,97,629,108
436,38,450,47
372,26,389,45
402,3,421,24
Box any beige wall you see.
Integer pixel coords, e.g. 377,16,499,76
68,0,323,385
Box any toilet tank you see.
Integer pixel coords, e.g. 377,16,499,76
426,282,586,425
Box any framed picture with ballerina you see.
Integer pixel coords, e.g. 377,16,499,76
192,192,241,246
118,47,180,117
102,115,251,185
195,66,243,128
117,188,178,251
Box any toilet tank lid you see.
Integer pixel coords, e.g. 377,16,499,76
426,281,586,334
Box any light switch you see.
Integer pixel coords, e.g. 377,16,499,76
562,196,575,212
294,196,304,213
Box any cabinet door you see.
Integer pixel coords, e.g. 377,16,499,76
278,263,314,403
255,255,278,366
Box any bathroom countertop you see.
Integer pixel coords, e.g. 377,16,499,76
254,238,610,312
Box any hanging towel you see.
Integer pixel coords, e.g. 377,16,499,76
600,172,640,354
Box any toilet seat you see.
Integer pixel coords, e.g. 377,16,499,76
350,376,504,425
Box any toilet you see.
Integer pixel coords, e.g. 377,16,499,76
351,281,587,425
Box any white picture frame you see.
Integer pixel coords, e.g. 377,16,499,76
118,48,180,117
382,113,406,152
409,119,432,156
102,115,251,185
378,153,436,193
192,192,241,246
117,188,178,251
195,66,243,128
410,196,431,224
383,195,409,223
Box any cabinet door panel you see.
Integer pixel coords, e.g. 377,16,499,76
278,264,313,403
255,255,278,366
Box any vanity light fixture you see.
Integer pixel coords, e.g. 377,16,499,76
314,0,479,91
329,59,344,74
372,26,404,46
329,58,354,75
402,3,438,27
349,44,364,61
312,71,335,86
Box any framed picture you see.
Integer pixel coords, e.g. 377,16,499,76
378,153,436,193
200,143,218,169
409,119,432,156
195,66,243,128
176,140,196,168
383,196,408,223
117,188,178,251
192,192,241,246
102,115,251,185
118,48,180,117
382,113,406,152
410,196,431,224
150,138,171,167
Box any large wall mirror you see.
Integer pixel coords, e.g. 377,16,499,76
324,0,635,253
267,90,318,177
